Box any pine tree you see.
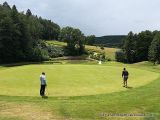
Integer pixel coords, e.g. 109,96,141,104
26,9,32,16
136,30,153,61
2,2,11,9
123,31,136,63
148,32,160,64
0,16,15,62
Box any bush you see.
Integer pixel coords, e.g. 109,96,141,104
28,46,50,62
30,47,43,62
89,52,108,61
38,41,65,59
41,49,50,61
106,58,111,61
100,45,105,50
115,50,126,62
47,45,64,58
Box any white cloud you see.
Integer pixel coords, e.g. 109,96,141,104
1,0,160,36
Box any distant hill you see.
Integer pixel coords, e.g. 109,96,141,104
95,35,126,48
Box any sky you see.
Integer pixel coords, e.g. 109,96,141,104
1,0,160,36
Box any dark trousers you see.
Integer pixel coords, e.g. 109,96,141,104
40,85,46,96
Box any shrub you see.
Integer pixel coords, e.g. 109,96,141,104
30,47,43,61
115,50,126,62
89,52,108,61
47,45,64,58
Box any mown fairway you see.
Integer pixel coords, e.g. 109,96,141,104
0,62,160,120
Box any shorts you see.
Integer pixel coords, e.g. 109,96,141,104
123,76,128,81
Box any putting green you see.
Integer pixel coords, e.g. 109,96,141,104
0,64,159,96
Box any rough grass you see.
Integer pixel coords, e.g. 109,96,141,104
85,45,120,60
0,61,160,120
0,102,54,120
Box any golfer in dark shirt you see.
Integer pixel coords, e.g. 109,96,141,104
122,68,129,87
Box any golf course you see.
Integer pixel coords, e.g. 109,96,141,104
1,1,160,120
0,61,160,120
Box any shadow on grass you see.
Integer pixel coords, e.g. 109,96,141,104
0,62,42,67
42,96,49,99
126,86,133,89
0,95,47,101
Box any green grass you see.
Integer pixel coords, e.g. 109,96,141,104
0,61,160,120
0,64,158,97
46,40,66,46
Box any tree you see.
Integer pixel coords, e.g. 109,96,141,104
39,19,60,40
115,50,126,62
0,4,36,63
85,35,96,45
123,31,136,63
0,16,15,62
12,5,18,13
122,30,154,63
59,27,85,55
2,1,11,9
135,30,153,61
27,16,43,40
148,32,160,64
26,9,32,16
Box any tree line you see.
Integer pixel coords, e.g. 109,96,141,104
94,35,125,48
0,2,61,63
0,2,95,63
116,30,160,64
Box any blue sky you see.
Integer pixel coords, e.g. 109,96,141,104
1,0,160,36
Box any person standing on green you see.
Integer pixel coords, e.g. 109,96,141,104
40,72,47,97
122,68,129,87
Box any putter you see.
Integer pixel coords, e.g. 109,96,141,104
46,86,49,97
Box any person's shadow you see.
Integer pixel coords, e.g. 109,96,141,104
42,96,48,99
126,86,133,89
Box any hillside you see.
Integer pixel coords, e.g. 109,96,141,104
95,35,126,48
47,40,120,60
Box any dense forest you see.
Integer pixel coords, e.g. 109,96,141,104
0,2,95,63
116,30,160,64
0,2,61,63
94,35,126,48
